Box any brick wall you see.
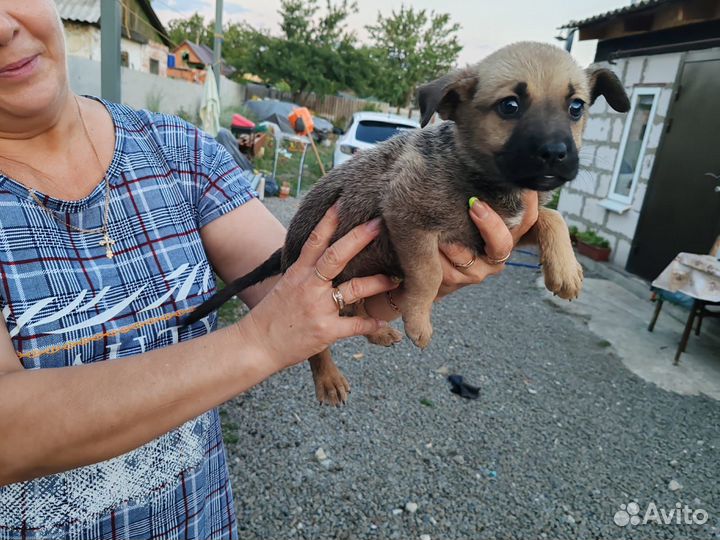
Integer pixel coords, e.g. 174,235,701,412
557,52,682,268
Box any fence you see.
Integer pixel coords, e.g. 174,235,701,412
244,83,390,123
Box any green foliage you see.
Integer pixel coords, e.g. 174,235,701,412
243,0,373,102
167,13,213,49
174,106,200,126
568,225,579,236
576,229,611,249
547,190,560,210
366,6,462,107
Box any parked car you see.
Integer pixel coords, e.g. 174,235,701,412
332,112,420,167
243,99,332,141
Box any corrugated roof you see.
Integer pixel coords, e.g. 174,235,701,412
55,0,170,46
55,0,100,24
561,0,673,29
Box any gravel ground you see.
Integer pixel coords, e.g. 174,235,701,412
219,196,719,540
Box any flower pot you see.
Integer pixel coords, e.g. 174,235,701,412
577,240,611,262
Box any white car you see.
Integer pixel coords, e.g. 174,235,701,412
333,112,420,168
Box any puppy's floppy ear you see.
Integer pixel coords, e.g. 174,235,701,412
417,69,478,128
586,67,630,112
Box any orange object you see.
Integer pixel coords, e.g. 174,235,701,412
288,107,314,135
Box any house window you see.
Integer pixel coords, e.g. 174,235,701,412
150,58,160,75
607,88,660,206
120,51,129,68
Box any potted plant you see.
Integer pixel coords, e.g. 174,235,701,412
575,229,611,261
568,225,579,246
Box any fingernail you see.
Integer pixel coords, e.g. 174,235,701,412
390,276,403,284
366,217,382,232
468,196,479,209
377,319,388,327
470,199,489,219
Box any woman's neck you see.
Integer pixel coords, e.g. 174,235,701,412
0,88,77,160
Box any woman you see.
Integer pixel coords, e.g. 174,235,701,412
0,2,538,538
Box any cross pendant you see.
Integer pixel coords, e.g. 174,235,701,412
99,232,116,259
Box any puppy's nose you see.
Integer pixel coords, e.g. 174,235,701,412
538,142,567,164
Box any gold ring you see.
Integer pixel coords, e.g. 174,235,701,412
331,287,346,311
486,251,512,265
314,267,332,282
453,256,476,269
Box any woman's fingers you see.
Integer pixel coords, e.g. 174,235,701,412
336,274,398,305
469,199,514,264
296,204,340,267
314,218,383,280
439,243,475,269
336,316,388,340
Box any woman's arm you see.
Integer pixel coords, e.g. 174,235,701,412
0,208,393,486
200,198,285,309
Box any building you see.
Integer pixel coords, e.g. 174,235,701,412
57,0,171,76
557,0,720,281
167,40,236,84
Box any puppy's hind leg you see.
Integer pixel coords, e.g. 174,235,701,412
309,348,350,406
526,207,583,300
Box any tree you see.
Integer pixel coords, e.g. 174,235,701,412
366,6,462,108
245,0,366,102
167,13,213,49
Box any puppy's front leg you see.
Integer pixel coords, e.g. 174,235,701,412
309,348,350,406
526,207,583,299
385,223,443,349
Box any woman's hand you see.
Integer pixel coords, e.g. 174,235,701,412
436,191,539,299
241,205,398,370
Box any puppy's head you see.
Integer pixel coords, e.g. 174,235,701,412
418,42,630,191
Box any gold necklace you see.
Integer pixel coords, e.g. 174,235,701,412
12,97,116,258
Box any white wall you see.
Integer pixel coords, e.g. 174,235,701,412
67,56,246,119
557,51,687,268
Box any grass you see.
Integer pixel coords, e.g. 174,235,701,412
215,278,248,328
253,135,335,195
219,408,240,444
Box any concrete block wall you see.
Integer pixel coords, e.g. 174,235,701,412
557,52,683,268
67,56,247,120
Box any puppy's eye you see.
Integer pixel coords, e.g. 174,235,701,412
497,97,520,118
569,99,585,120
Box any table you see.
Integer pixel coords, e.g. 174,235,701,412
651,253,720,364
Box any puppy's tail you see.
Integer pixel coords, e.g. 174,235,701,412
182,248,283,327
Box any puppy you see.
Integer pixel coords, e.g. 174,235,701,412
184,42,630,405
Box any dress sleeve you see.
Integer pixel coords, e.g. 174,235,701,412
193,129,258,229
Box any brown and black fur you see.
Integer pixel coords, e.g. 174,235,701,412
183,42,630,405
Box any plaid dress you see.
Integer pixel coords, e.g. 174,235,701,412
0,100,256,539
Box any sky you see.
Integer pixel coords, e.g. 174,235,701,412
152,0,632,68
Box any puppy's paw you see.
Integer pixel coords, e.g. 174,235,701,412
313,365,350,406
544,257,584,300
366,326,404,347
403,317,433,350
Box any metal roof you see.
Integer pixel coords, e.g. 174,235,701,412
55,0,100,24
55,0,170,46
561,0,673,29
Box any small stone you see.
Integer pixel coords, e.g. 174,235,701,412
392,508,403,516
420,535,431,540
320,459,333,470
453,455,465,464
669,479,683,491
435,366,449,375
566,514,576,524
370,524,377,530
352,352,365,360
527,387,538,395
425,442,433,449
315,448,328,462
429,517,438,526
669,459,678,467
405,502,418,514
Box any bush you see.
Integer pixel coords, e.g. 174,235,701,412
576,229,610,249
220,104,259,129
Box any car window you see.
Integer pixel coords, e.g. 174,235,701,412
355,121,416,144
